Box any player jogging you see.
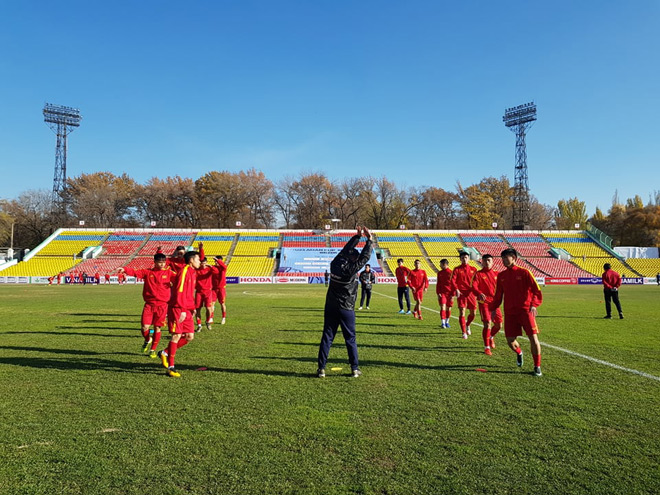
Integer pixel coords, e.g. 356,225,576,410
490,248,543,377
194,257,216,331
158,250,201,378
436,258,454,329
118,253,175,357
407,259,429,320
395,259,412,314
471,254,502,355
452,251,477,339
211,255,228,325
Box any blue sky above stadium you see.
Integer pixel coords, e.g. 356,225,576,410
1,1,658,216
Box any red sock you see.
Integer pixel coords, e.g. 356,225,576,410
151,331,161,350
515,347,522,355
196,317,201,325
466,313,475,327
167,341,178,367
141,329,150,340
177,338,189,349
446,309,451,319
440,309,446,319
459,316,466,332
533,353,541,367
222,310,227,318
208,310,214,322
482,326,491,347
491,323,501,337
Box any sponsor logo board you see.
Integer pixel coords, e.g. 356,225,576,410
240,277,273,284
546,277,577,285
274,276,308,284
622,277,643,285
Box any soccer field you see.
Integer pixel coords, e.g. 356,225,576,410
1,283,659,494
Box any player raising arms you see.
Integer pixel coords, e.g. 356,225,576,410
471,254,502,355
490,248,543,377
211,255,228,325
118,253,175,357
452,251,477,339
158,250,201,378
194,257,215,332
436,258,454,329
408,259,429,320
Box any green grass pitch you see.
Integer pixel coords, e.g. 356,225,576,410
0,283,659,494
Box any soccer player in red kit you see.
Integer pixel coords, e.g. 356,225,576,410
211,255,228,325
436,258,454,328
395,258,412,314
407,259,429,320
490,248,543,377
452,251,477,339
117,271,126,285
118,253,175,357
471,254,502,355
104,273,110,284
158,250,201,377
195,257,216,331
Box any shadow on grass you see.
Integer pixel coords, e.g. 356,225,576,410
274,341,474,353
278,328,439,336
3,331,135,338
55,326,137,332
198,366,313,378
252,355,512,373
66,313,139,318
0,356,158,374
0,345,136,357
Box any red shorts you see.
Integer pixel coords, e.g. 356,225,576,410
437,292,454,307
215,287,226,304
195,290,216,308
478,303,502,324
412,289,424,302
457,293,477,310
504,311,539,338
141,301,168,327
168,307,195,334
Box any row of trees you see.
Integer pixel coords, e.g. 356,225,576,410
1,169,658,250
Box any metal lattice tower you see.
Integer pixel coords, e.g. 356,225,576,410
503,102,536,230
43,103,82,207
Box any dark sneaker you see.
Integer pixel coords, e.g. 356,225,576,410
533,367,542,377
317,368,325,378
603,315,612,319
352,369,362,378
619,314,624,319
517,351,524,367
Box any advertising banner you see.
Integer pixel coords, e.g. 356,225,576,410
535,277,546,286
644,277,659,285
578,277,601,285
546,277,577,285
274,276,308,284
308,276,325,284
31,277,51,284
621,277,643,285
240,276,273,284
279,247,381,274
226,277,240,284
376,276,398,284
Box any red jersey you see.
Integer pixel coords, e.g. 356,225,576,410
395,265,412,288
169,265,198,311
436,268,453,295
124,266,175,304
195,266,214,292
211,259,228,289
471,267,498,304
159,245,205,273
490,264,542,315
602,269,622,289
407,268,429,291
452,263,477,294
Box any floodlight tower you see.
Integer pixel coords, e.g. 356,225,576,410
503,101,536,230
43,103,82,207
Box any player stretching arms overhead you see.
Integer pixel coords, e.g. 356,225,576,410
211,255,228,325
194,257,216,332
490,248,543,377
118,253,175,357
395,259,412,314
452,251,477,339
408,259,429,320
436,259,454,329
158,250,201,378
471,254,502,355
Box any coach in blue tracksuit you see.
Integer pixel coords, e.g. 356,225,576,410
317,226,373,378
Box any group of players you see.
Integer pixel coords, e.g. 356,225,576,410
118,243,228,377
394,250,544,377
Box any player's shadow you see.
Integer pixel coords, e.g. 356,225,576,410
3,330,134,338
68,312,138,318
277,307,325,313
0,355,157,374
274,341,473,353
198,366,311,378
0,345,136,357
55,325,137,332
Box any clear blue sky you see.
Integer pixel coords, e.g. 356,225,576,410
1,1,658,216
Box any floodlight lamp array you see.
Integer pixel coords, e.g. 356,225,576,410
503,102,536,127
43,103,82,127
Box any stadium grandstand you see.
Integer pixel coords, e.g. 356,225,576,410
0,228,651,280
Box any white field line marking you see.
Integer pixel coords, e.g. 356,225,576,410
373,290,660,383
